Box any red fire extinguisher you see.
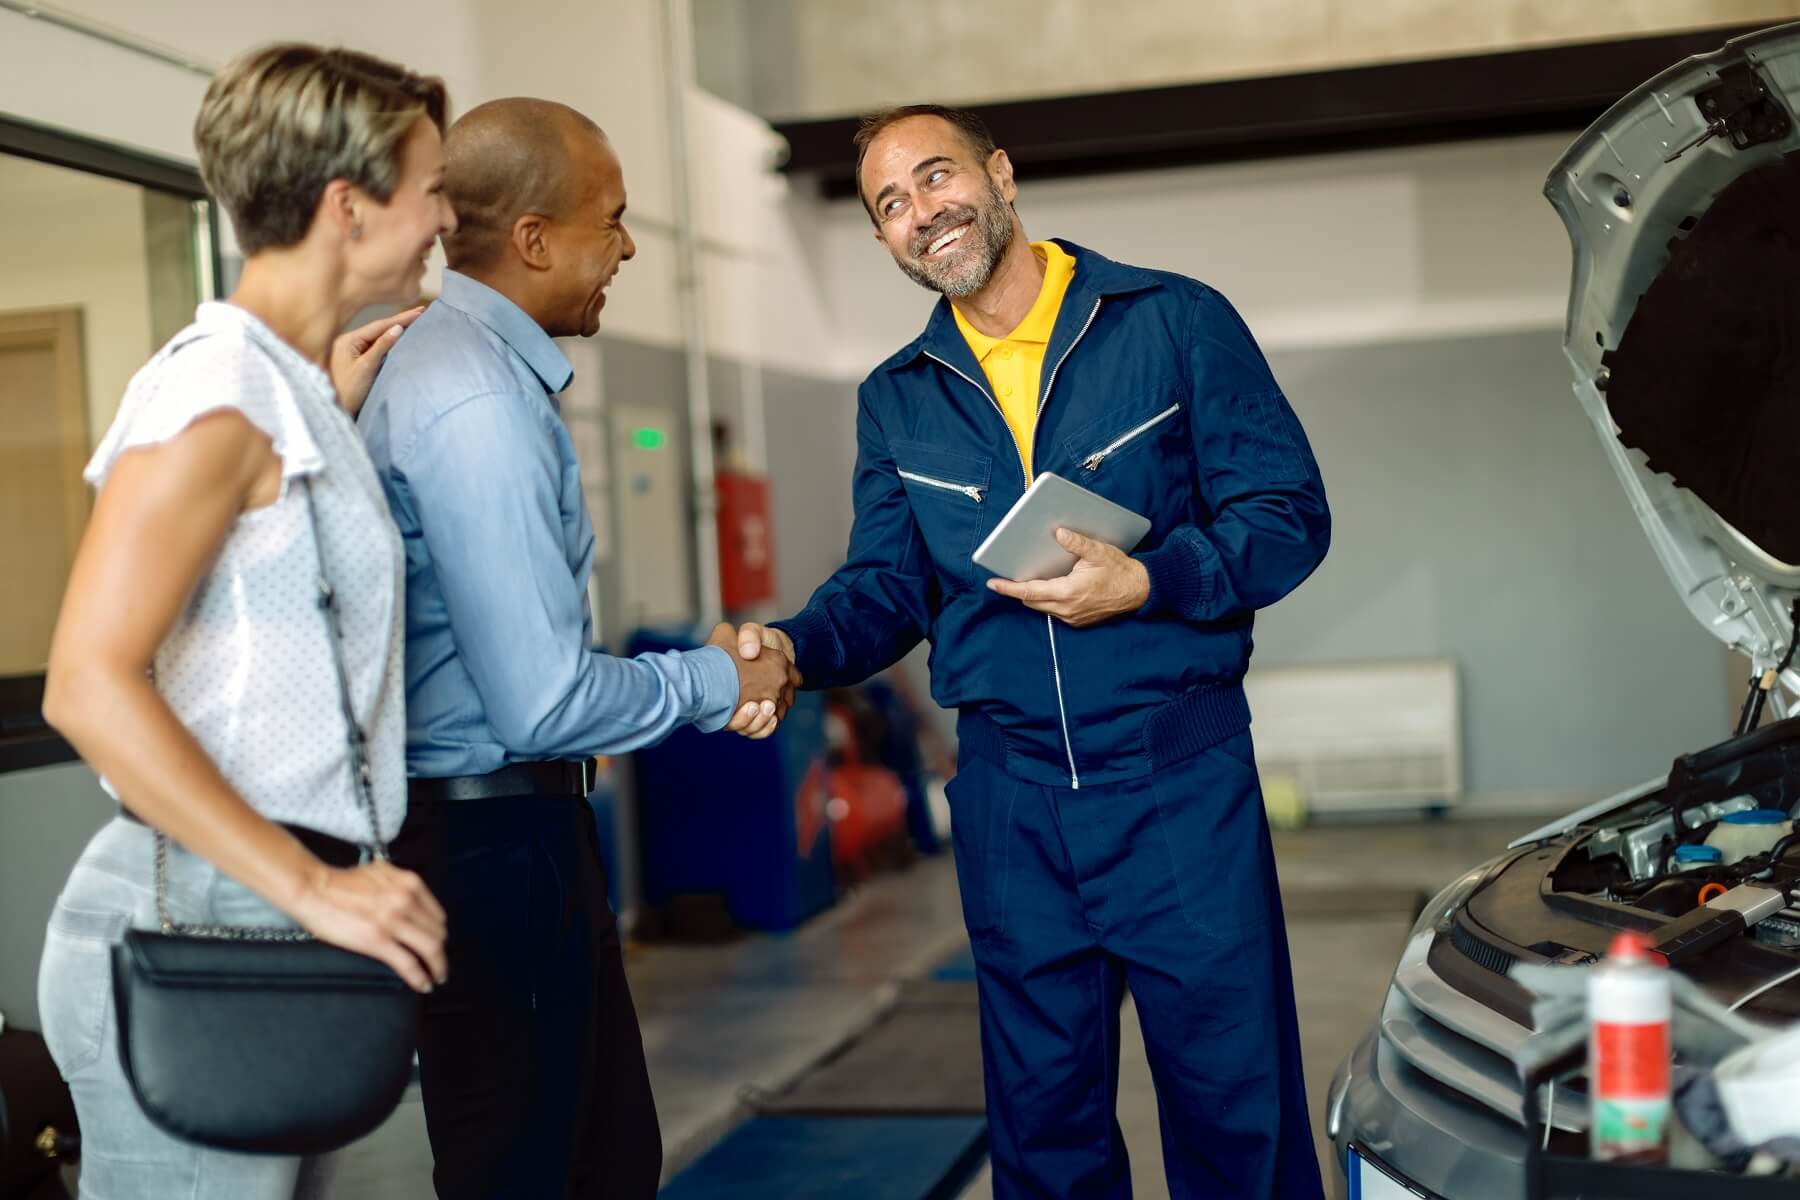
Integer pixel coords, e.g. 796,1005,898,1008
716,470,775,611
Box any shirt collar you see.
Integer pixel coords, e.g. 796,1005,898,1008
438,270,575,395
894,239,1162,378
951,241,1077,363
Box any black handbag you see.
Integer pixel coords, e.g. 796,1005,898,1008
109,478,419,1156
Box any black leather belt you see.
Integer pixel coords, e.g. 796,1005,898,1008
407,759,593,805
117,805,363,869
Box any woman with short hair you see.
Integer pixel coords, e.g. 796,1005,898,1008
37,43,456,1197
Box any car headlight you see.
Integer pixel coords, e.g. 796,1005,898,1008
1409,863,1490,939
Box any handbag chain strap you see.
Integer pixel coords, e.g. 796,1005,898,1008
154,475,388,939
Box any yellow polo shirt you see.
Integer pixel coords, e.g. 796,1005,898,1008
952,241,1076,478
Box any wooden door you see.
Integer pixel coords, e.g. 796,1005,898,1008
0,308,88,674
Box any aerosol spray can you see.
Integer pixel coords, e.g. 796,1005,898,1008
1588,931,1671,1162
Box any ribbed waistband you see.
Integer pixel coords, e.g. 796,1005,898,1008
957,680,1252,787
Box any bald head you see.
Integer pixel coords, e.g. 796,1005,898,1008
441,97,609,271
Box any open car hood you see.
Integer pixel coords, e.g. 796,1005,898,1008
1548,23,1800,695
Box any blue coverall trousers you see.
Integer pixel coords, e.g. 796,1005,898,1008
950,730,1324,1199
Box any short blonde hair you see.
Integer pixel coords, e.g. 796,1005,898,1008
195,43,448,255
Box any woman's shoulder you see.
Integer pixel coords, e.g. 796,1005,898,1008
133,304,304,402
87,305,326,489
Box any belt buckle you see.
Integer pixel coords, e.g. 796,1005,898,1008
579,757,594,796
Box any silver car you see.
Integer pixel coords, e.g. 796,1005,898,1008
1330,22,1800,1198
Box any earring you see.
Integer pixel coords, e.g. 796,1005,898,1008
349,224,363,241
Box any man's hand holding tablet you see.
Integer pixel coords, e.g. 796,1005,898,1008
974,473,1153,628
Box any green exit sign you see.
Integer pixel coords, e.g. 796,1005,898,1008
632,427,667,450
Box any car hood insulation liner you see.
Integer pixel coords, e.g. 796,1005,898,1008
1605,153,1800,566
1605,154,1800,568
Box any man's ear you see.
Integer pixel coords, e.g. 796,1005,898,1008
510,213,551,270
988,149,1017,204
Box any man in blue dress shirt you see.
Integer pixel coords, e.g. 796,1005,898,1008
361,98,795,1199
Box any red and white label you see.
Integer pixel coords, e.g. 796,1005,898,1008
1593,1021,1670,1098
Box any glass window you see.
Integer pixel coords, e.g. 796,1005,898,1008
0,141,215,681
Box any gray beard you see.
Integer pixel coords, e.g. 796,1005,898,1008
897,189,1015,298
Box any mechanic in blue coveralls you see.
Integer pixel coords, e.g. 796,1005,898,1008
733,105,1330,1199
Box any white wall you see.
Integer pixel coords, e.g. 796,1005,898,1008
0,1,484,157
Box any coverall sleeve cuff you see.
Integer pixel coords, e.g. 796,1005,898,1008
690,645,741,733
769,608,838,687
1137,532,1216,619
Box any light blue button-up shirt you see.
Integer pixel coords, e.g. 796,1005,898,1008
360,270,738,778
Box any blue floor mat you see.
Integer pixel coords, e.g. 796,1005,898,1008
661,1115,986,1200
931,945,977,981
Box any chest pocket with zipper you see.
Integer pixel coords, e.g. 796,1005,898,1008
891,439,993,590
1059,391,1191,532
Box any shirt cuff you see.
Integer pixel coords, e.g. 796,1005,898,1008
1137,531,1215,619
690,644,740,733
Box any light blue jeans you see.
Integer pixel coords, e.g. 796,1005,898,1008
37,817,337,1199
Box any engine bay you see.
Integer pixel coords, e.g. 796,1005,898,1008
1548,717,1800,956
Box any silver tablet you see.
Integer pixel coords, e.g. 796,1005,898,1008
972,472,1152,581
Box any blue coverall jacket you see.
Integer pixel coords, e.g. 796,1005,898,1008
773,240,1331,785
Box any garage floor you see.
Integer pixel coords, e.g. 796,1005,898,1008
313,814,1528,1199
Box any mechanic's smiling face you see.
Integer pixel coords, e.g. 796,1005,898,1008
861,115,1019,298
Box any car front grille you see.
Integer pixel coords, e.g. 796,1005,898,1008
1452,921,1517,975
1382,931,1587,1133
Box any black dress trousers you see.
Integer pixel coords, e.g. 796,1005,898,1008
390,793,661,1199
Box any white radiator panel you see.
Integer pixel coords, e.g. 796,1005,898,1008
1244,658,1461,813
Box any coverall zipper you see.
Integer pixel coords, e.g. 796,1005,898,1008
924,294,1103,789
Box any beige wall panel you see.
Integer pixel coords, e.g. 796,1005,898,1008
769,0,1800,117
1333,0,1796,67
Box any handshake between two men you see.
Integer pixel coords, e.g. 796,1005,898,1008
708,622,801,740
705,526,1154,741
